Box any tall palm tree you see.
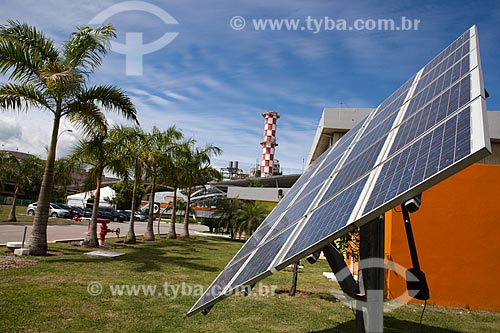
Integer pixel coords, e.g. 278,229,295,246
236,200,269,238
179,143,222,238
3,153,43,222
143,126,182,241
70,129,124,247
110,126,146,244
53,156,77,202
0,21,138,255
160,139,193,239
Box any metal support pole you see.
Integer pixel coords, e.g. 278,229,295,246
356,216,385,333
289,261,299,296
21,226,27,248
401,205,420,269
401,204,430,301
322,242,359,297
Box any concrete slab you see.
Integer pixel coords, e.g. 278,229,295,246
14,248,30,256
84,250,125,258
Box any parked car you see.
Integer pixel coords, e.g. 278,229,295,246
98,206,127,222
118,210,148,221
26,203,71,218
134,211,148,221
83,207,93,218
57,204,84,218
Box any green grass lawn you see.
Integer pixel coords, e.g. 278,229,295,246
0,237,498,333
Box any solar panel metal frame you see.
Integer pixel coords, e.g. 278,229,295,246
187,25,490,316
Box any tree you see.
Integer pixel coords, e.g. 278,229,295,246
109,126,147,244
160,140,195,239
213,198,242,240
70,129,122,247
0,21,138,255
2,153,43,222
53,157,77,202
143,126,182,241
110,180,145,210
179,142,222,238
236,200,269,237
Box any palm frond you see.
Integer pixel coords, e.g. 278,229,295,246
0,83,52,111
75,85,138,124
0,40,41,82
0,20,58,62
63,24,116,73
65,102,108,137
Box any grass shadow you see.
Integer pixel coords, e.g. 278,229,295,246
45,236,226,273
311,317,461,333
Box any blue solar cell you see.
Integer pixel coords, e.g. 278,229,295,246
228,226,295,289
274,189,319,232
363,108,471,214
282,175,369,263
421,30,470,76
389,75,471,156
189,252,251,313
417,40,469,93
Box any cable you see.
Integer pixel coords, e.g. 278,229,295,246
419,299,427,325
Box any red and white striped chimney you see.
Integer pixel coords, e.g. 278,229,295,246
260,111,279,177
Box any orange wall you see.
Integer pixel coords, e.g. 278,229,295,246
385,163,500,311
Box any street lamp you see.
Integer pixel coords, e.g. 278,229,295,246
57,129,73,140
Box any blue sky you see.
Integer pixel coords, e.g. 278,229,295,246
1,0,499,174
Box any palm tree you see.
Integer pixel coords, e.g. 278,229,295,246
236,200,269,238
110,126,146,244
0,21,138,255
2,153,43,222
53,157,77,202
70,129,124,247
160,140,194,239
214,198,242,240
179,143,222,238
143,126,182,241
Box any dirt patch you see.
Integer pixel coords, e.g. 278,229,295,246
0,255,38,270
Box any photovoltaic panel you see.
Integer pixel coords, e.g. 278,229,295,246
187,26,490,316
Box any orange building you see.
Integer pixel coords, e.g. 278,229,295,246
308,108,500,311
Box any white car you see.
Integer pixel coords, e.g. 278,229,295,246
26,203,71,218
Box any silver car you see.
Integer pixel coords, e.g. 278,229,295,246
26,203,71,218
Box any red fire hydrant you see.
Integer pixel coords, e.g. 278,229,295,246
98,218,120,246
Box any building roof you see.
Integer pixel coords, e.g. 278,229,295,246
211,173,301,190
308,108,500,164
307,108,373,164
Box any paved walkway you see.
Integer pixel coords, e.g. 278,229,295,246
0,220,208,245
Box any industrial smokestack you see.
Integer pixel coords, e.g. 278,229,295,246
260,111,280,177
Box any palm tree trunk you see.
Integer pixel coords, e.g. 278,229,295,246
7,184,19,222
143,171,156,241
182,187,192,238
29,114,60,255
83,173,102,248
168,187,177,239
124,163,139,244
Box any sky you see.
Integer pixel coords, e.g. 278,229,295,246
0,0,499,175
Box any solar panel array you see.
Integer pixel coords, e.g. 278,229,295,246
187,26,490,316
